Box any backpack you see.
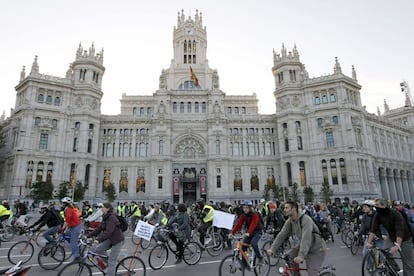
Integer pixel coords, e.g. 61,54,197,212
396,208,414,238
117,215,128,232
299,214,330,241
51,208,64,226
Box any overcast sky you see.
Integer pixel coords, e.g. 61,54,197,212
1,0,413,117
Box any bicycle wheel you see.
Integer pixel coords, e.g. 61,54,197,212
183,241,202,265
8,241,34,264
116,256,146,276
253,250,270,276
361,250,385,276
350,236,360,255
34,230,47,247
0,226,15,242
345,231,354,248
57,261,92,276
206,232,224,257
262,240,282,267
218,254,245,276
148,243,168,270
38,245,66,270
341,228,349,245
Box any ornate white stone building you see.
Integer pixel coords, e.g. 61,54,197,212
1,11,414,205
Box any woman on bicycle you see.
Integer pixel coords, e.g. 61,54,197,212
60,197,82,262
167,203,191,264
88,202,125,276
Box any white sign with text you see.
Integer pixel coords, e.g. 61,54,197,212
134,220,155,241
212,210,236,230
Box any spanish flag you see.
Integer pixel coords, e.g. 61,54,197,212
190,66,199,87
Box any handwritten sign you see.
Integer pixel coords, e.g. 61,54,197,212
212,210,236,230
134,220,155,241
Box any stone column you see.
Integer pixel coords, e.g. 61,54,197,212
336,159,343,192
394,170,404,202
387,169,397,201
401,171,410,203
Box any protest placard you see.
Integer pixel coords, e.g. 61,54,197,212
212,210,236,230
134,220,155,241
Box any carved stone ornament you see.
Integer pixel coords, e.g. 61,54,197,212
174,137,205,158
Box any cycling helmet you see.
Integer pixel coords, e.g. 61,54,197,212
196,198,205,204
362,200,374,207
351,200,358,205
242,200,253,206
61,197,72,204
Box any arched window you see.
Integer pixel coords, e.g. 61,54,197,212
330,94,336,102
140,107,144,116
46,95,52,104
234,107,239,114
232,142,240,156
332,116,339,125
106,143,113,157
202,102,206,113
52,119,57,128
180,102,184,113
249,142,256,156
322,95,328,104
322,160,328,185
315,97,320,105
38,94,44,103
187,102,191,112
87,139,92,153
54,97,60,106
317,118,323,127
264,142,272,155
35,117,41,126
139,143,147,157
123,143,130,157
173,102,177,113
195,102,199,112
159,140,164,155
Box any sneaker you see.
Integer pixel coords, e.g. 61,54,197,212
174,258,182,264
257,257,264,266
73,256,81,263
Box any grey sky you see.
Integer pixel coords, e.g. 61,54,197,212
1,0,413,116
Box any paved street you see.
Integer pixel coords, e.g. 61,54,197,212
0,227,364,276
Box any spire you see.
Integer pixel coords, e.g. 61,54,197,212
30,55,39,74
352,65,357,81
66,63,73,79
384,99,389,112
20,66,26,82
281,43,287,57
76,42,83,59
401,81,413,107
377,106,381,116
334,57,342,74
177,11,181,26
89,42,95,57
293,44,299,59
302,64,309,79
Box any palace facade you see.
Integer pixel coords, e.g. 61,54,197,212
1,11,413,205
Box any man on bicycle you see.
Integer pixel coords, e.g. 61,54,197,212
264,203,285,238
267,201,326,276
195,198,214,247
366,198,414,275
0,201,12,228
229,200,265,266
28,203,63,247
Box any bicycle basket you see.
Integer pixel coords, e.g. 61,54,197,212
154,230,168,242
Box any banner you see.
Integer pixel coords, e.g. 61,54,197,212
134,220,155,241
200,175,206,195
173,176,180,195
212,210,236,230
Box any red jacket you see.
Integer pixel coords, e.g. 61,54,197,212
231,211,262,235
65,207,81,227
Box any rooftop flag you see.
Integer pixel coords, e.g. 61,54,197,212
190,66,199,87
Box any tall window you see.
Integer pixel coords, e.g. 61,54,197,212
37,94,44,103
284,138,289,151
317,118,323,127
75,122,80,129
215,140,220,154
322,160,328,184
122,143,130,157
264,142,272,155
73,137,78,152
315,97,320,105
187,102,191,112
286,162,292,186
180,102,184,113
139,143,147,157
340,158,347,184
106,143,114,157
330,94,336,102
299,161,306,186
322,95,328,103
332,116,339,125
39,133,48,149
158,176,163,189
84,164,90,189
35,117,41,126
195,102,199,112
248,142,256,156
326,131,335,147
46,95,52,104
232,142,240,156
216,175,221,188
330,159,338,184
297,136,303,150
54,97,60,106
173,102,177,113
159,140,164,155
87,139,92,153
202,102,206,113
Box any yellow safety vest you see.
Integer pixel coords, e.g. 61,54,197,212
132,205,141,217
202,205,214,223
117,205,126,216
160,210,168,225
0,205,11,217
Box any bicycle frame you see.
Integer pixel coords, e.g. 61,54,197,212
235,240,255,269
278,255,308,275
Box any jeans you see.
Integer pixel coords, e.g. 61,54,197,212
242,231,263,259
67,224,82,259
43,225,60,244
96,239,124,276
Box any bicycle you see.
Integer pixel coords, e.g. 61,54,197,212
148,227,202,270
350,233,365,255
57,236,146,275
361,246,402,276
7,228,37,264
193,224,224,257
37,232,77,270
218,235,271,276
277,254,336,275
261,229,291,267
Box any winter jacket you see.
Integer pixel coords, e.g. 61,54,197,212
89,212,124,246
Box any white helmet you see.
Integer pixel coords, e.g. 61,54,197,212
61,197,72,204
362,200,374,207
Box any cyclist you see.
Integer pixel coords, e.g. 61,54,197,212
129,201,141,229
60,197,82,262
266,201,326,276
144,203,168,226
229,200,264,266
264,203,285,237
167,203,191,264
366,198,414,275
28,203,62,246
84,203,103,229
195,198,214,247
88,202,125,276
0,200,12,228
